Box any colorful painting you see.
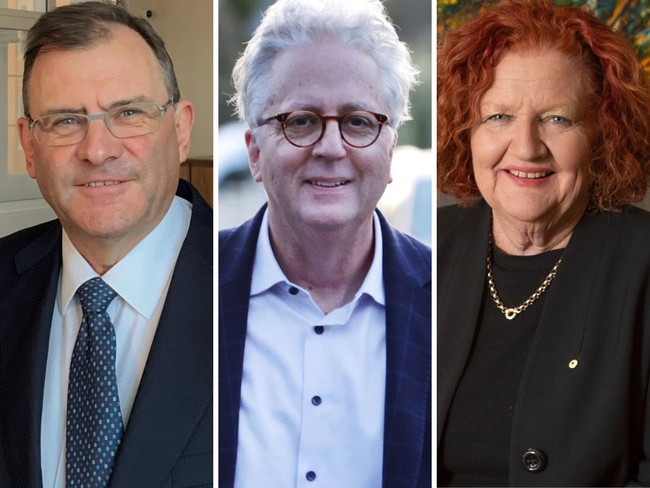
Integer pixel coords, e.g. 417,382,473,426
437,0,650,75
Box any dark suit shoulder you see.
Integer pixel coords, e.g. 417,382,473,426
0,219,59,253
0,219,61,282
602,205,650,239
177,179,213,234
572,206,650,266
378,211,431,291
218,207,266,292
437,201,490,253
387,225,431,263
218,225,239,247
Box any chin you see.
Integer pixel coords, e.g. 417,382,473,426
495,203,552,224
77,212,140,239
299,209,356,232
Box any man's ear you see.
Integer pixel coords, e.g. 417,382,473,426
18,117,37,179
246,129,263,182
174,100,195,164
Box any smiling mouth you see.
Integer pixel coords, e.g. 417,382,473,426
308,180,348,187
84,181,122,187
507,170,553,179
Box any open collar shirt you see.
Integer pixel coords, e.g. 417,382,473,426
41,195,192,488
235,209,387,488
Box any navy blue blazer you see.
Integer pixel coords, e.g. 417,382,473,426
219,206,431,488
0,179,213,487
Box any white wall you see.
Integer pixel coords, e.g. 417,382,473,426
127,0,213,158
0,199,55,237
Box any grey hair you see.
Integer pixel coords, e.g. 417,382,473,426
230,0,419,129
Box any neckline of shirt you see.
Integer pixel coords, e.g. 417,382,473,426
250,209,386,313
58,195,192,318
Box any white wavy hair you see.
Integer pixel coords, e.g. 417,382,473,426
230,0,419,129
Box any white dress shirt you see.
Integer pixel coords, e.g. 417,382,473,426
235,210,387,488
40,195,192,488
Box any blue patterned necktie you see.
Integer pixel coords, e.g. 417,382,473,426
66,277,123,487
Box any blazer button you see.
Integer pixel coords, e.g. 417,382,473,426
521,448,547,473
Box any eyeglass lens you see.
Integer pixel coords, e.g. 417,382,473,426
282,111,382,148
32,102,166,146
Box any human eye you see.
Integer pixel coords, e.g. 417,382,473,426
484,113,511,123
544,115,572,125
344,112,375,128
40,114,83,132
285,112,319,128
109,104,158,128
120,107,143,117
114,105,147,120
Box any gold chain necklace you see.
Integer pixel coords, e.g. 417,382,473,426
486,232,563,320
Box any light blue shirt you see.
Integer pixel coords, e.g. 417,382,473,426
235,210,387,488
40,196,191,488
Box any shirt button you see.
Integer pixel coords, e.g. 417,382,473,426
521,448,547,473
288,286,299,295
311,395,322,406
306,470,317,481
314,326,324,334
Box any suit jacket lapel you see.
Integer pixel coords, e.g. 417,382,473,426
110,182,213,484
218,206,265,486
380,214,432,488
0,222,62,487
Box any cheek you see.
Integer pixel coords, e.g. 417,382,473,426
123,133,180,178
553,135,592,175
469,133,490,173
369,137,396,177
471,159,488,192
121,134,156,159
30,146,69,180
470,129,503,168
262,145,306,177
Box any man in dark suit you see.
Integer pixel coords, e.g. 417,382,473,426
0,2,212,486
218,0,431,486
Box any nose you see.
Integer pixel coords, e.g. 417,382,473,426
75,117,123,165
312,119,347,160
509,119,548,161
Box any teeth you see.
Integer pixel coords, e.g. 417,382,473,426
310,180,347,187
86,181,120,187
508,170,551,179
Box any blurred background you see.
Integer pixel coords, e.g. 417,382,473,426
217,0,433,244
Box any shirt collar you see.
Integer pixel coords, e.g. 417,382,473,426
250,209,385,306
59,195,192,317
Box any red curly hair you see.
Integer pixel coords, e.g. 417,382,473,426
437,0,650,210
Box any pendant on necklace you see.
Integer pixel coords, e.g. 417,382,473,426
505,308,518,320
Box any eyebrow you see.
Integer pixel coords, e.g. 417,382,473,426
36,96,155,117
288,102,378,114
106,96,155,109
479,101,578,116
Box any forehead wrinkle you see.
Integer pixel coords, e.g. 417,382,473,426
282,100,378,114
488,51,591,110
267,40,385,115
35,95,155,117
482,76,585,117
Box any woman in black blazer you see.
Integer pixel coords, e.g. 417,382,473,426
437,0,650,485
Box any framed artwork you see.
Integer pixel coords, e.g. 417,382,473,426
437,0,650,76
